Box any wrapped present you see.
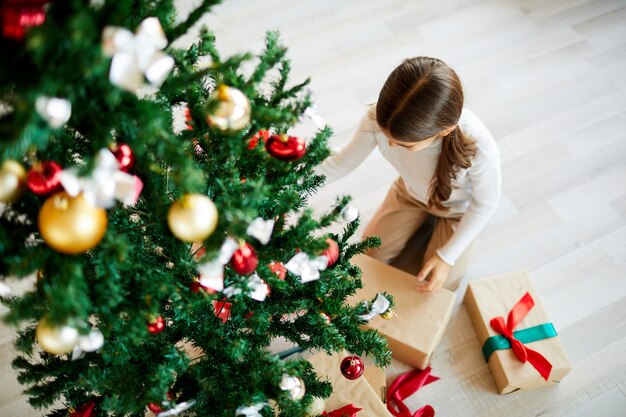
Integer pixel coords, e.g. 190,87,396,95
308,351,393,417
350,255,456,370
363,360,386,403
464,271,572,394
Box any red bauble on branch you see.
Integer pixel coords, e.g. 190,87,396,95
27,161,62,195
231,242,258,275
69,400,97,417
265,134,306,161
340,355,365,380
147,316,165,334
1,0,48,40
147,403,162,414
321,238,339,267
109,143,135,172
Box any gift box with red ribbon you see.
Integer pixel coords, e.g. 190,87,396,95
464,271,572,394
350,255,456,370
308,351,393,417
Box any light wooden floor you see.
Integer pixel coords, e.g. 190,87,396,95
2,0,626,416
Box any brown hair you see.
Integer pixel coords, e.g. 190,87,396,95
376,57,477,210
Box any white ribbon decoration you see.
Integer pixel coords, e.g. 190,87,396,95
0,281,12,297
223,273,269,302
35,96,71,128
102,17,174,93
59,149,143,208
197,260,224,292
248,273,269,302
246,218,274,245
357,293,391,321
304,105,326,129
71,328,104,361
156,400,197,417
236,403,268,417
285,252,328,283
218,237,239,264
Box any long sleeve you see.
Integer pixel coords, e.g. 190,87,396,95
316,111,379,184
436,139,502,265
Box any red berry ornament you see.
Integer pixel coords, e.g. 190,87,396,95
110,143,135,172
321,238,339,267
69,400,97,417
340,355,365,380
248,129,270,149
1,0,48,40
27,161,62,195
231,242,258,275
147,316,165,334
268,261,286,280
213,300,232,324
265,134,306,161
147,403,162,414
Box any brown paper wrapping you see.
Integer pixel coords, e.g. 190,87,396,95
464,271,572,394
351,255,456,370
308,351,393,417
363,360,387,403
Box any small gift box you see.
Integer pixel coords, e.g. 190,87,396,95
464,271,572,394
308,351,393,417
350,255,456,370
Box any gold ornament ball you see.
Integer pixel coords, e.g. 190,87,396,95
167,194,218,242
36,317,79,355
381,308,394,320
38,191,108,254
206,85,251,131
0,160,27,203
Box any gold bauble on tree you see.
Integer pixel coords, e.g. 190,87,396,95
0,160,27,203
36,316,79,355
38,191,108,254
206,85,251,131
167,193,218,242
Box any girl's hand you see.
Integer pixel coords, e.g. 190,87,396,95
416,254,451,292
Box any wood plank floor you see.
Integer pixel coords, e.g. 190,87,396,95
2,0,626,416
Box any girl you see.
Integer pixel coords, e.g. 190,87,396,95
319,57,501,292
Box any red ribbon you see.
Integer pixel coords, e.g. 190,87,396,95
387,367,438,417
322,404,362,417
489,292,553,380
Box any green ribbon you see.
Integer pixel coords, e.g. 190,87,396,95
482,323,557,362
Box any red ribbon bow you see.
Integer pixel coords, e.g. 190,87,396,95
322,404,362,417
387,367,438,417
489,292,552,380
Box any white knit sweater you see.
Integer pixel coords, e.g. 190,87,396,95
318,107,501,265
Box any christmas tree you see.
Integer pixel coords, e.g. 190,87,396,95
0,1,392,416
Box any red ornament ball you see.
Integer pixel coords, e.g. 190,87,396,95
147,403,162,414
69,400,97,417
147,316,165,334
340,355,365,380
265,134,306,161
110,143,135,172
27,161,62,195
231,242,258,275
321,238,339,267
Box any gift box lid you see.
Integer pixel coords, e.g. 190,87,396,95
350,255,456,369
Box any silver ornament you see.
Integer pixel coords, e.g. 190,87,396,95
35,96,71,128
279,374,306,401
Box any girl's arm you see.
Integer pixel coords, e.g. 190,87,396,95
316,110,379,184
436,141,502,265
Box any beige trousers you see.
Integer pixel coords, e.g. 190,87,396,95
363,177,478,291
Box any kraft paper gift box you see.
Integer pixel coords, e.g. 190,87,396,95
464,271,572,394
308,351,393,417
351,255,456,370
363,359,387,403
